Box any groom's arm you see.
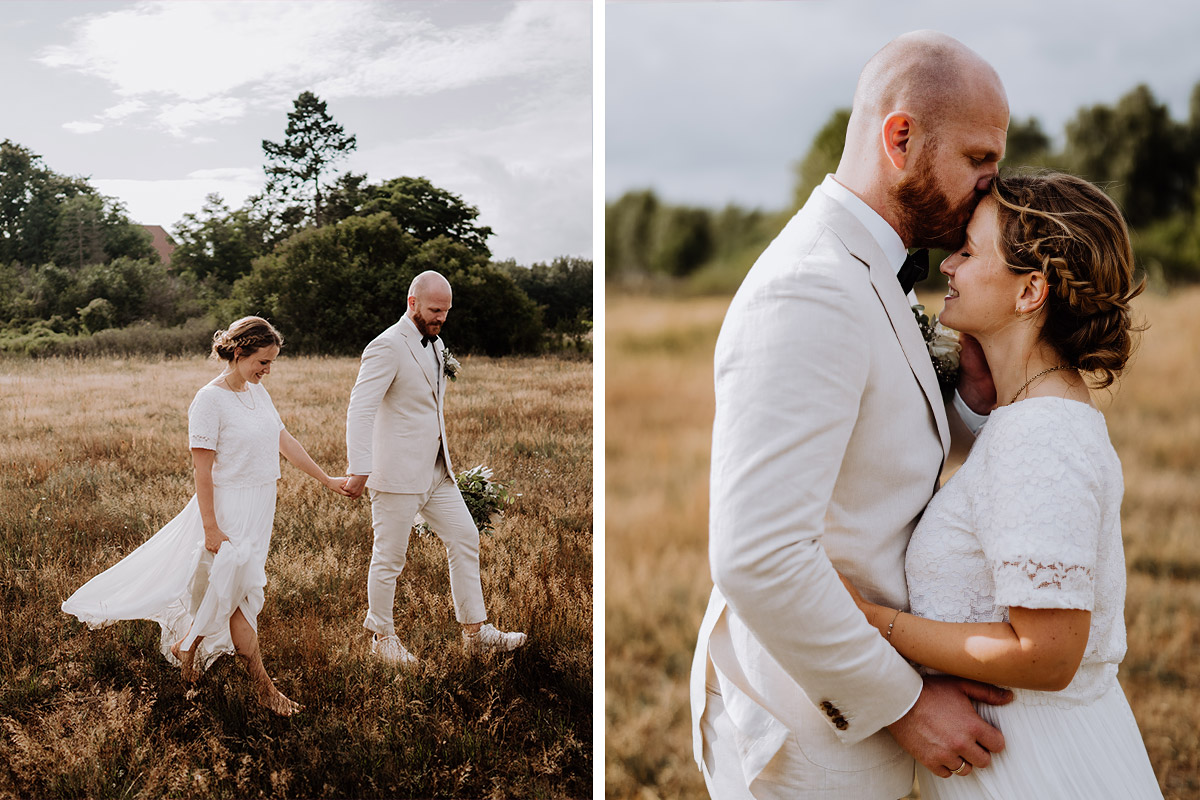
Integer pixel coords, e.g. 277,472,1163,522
710,264,923,745
345,336,400,487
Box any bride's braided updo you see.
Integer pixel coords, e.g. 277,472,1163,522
210,316,284,362
990,173,1144,389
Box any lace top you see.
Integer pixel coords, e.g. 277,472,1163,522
906,397,1127,706
187,382,285,487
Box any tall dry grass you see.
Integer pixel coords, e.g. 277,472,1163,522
605,288,1200,800
0,353,591,799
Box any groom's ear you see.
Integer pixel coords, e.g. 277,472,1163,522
881,111,916,169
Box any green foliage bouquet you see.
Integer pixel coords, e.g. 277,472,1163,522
415,464,517,536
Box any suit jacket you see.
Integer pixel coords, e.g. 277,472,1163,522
346,314,452,493
691,183,956,798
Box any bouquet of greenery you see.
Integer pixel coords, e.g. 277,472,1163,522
414,464,517,536
913,304,961,398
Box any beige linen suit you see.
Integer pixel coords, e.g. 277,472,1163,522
347,314,486,632
691,179,959,798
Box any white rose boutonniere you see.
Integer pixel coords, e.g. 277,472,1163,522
913,304,960,397
442,347,461,382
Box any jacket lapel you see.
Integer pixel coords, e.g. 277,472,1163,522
400,318,438,395
433,339,445,409
814,190,951,462
866,259,951,461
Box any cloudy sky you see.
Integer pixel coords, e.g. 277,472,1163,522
607,1,1200,212
2,0,591,264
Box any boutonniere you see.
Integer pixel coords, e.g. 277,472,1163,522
913,304,960,397
442,347,461,382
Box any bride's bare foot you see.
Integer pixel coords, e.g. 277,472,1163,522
256,685,301,716
170,640,200,684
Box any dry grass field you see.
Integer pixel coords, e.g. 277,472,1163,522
0,353,591,799
605,287,1200,800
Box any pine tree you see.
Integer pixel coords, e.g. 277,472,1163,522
261,91,357,227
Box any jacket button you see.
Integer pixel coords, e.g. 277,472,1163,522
835,719,849,730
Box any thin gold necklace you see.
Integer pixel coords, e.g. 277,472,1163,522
1007,365,1072,406
224,376,256,410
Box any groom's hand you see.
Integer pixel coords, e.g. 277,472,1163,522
343,474,368,499
887,675,1012,779
955,333,996,414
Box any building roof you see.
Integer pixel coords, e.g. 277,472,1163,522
141,225,176,265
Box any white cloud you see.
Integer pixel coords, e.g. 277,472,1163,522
353,84,591,262
187,167,261,182
156,97,247,137
93,170,265,227
315,2,590,99
37,1,589,135
102,99,148,120
63,120,104,134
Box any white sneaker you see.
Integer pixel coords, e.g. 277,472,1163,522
371,634,418,666
463,623,527,654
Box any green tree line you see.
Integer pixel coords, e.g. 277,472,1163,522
608,81,1200,291
1,92,591,358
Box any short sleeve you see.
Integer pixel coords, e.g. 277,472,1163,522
974,411,1101,611
258,384,285,433
187,388,220,451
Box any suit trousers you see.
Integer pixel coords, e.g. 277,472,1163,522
363,457,488,634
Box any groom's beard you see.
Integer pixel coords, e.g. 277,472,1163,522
891,148,982,251
412,309,443,337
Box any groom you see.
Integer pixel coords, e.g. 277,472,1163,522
692,32,1012,798
343,270,525,664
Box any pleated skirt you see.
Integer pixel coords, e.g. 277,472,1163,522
62,483,276,673
918,679,1162,800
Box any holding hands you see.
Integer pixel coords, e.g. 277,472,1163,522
340,474,368,499
323,475,355,497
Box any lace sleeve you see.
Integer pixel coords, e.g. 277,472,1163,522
974,410,1101,611
187,387,220,451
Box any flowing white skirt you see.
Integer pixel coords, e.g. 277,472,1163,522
62,483,276,673
918,679,1163,800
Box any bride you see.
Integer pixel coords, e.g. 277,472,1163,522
62,316,350,716
841,172,1162,798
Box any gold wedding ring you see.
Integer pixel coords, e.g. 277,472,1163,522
950,758,968,776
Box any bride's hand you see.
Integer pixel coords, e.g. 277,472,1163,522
837,571,869,610
325,475,354,497
205,525,230,554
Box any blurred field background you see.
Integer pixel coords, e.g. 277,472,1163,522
605,287,1200,799
0,353,591,799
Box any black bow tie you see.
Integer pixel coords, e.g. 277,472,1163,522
421,334,438,348
897,249,929,295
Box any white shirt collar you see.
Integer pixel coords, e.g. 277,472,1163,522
820,174,908,276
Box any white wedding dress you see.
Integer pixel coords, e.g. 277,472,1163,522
62,381,285,672
906,397,1162,799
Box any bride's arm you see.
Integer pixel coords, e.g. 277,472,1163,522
192,447,229,553
278,429,352,495
841,577,1090,692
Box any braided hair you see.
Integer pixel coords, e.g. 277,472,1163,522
210,316,284,362
990,173,1144,389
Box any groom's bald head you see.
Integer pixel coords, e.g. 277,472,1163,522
835,31,1009,248
407,270,452,336
851,31,1005,135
